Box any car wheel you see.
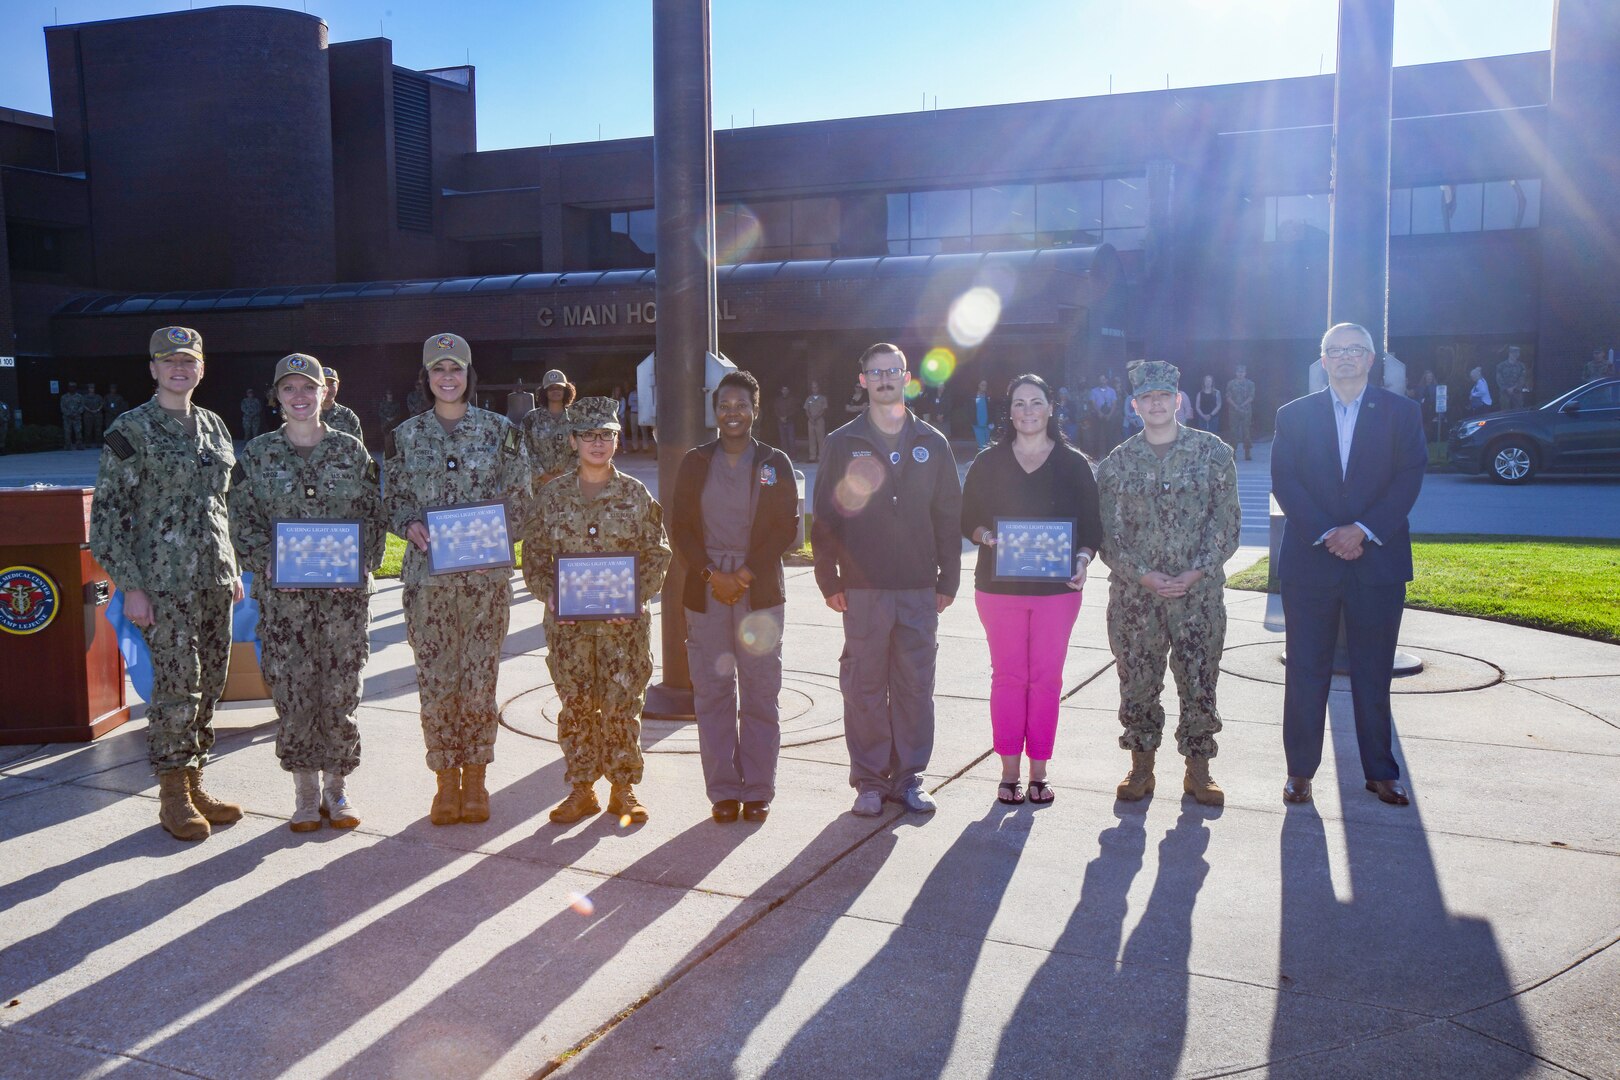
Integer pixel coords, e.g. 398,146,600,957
1488,439,1536,484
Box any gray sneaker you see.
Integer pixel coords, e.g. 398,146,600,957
892,787,937,813
851,790,884,817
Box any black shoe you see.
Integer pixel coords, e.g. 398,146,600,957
711,799,741,823
742,800,770,823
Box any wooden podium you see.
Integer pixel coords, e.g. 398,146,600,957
0,487,131,744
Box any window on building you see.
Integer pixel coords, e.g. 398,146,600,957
887,176,1145,254
392,71,433,232
1483,178,1540,230
1264,193,1331,243
5,220,72,276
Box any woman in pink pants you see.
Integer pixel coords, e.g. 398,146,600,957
961,374,1103,805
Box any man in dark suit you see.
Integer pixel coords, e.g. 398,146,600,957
1272,322,1428,807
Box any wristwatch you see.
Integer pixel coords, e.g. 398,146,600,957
701,564,718,582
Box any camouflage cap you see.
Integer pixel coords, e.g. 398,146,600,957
151,326,203,360
541,368,569,389
322,366,340,382
1127,359,1180,398
423,332,471,370
571,395,622,432
273,354,325,387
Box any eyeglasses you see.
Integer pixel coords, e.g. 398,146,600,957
863,366,907,380
578,431,615,444
1323,345,1372,359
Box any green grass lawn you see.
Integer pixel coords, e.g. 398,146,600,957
377,534,523,579
1227,535,1620,644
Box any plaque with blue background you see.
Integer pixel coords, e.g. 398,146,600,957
272,520,363,588
993,517,1076,581
425,500,515,575
555,552,639,620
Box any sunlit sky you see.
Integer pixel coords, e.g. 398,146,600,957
0,1,1554,151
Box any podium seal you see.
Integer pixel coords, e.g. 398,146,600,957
0,566,60,635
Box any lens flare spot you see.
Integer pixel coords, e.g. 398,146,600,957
712,651,738,679
738,611,782,656
920,347,957,387
619,814,634,828
903,376,923,400
567,892,595,916
714,204,764,265
834,457,885,515
948,286,1003,348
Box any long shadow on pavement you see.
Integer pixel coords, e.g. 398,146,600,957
1267,707,1538,1075
756,806,1025,1078
7,761,566,1071
991,801,1213,1077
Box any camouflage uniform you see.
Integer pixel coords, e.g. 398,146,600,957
324,402,364,441
521,406,577,480
241,393,264,439
1096,424,1241,758
103,390,129,426
60,387,84,450
1496,356,1527,410
1225,375,1256,455
89,397,238,773
229,428,386,775
81,388,105,444
386,405,531,771
523,465,670,788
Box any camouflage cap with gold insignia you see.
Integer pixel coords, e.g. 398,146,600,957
151,326,203,360
1127,359,1180,398
541,368,569,389
273,354,325,387
571,395,622,432
422,332,471,370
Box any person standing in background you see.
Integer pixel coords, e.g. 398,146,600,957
1496,347,1528,410
321,367,364,441
803,379,828,462
773,384,798,455
1225,364,1256,460
60,381,84,450
521,368,578,489
240,387,264,440
80,383,105,445
1468,366,1493,416
1194,374,1222,433
103,383,129,430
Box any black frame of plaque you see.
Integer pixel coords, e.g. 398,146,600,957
554,551,640,620
992,516,1077,582
270,518,364,589
424,500,516,576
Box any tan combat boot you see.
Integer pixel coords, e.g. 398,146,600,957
157,769,210,841
607,782,649,824
461,763,491,824
1115,751,1156,802
290,770,323,833
185,766,243,824
549,783,601,824
1183,756,1225,806
430,767,462,826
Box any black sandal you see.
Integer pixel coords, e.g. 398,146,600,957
997,780,1025,805
1027,780,1055,805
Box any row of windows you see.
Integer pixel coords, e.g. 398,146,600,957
885,179,1147,254
1256,179,1541,242
608,197,842,266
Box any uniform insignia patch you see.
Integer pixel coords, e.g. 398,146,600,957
436,335,455,349
912,446,929,463
852,449,873,458
503,429,520,455
167,327,191,346
304,485,317,499
889,451,902,465
366,460,380,484
104,431,136,460
231,462,246,486
758,464,777,485
447,456,459,471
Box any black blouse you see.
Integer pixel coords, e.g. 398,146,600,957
960,440,1104,596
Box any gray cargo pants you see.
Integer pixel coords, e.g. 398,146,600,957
839,587,938,796
686,597,784,803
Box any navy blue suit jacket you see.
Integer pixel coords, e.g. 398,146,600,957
1272,386,1427,586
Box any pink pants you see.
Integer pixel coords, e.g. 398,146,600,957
975,589,1084,760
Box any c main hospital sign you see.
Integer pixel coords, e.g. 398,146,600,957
537,300,740,328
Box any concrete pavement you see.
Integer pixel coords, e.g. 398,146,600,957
3,529,1619,1078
